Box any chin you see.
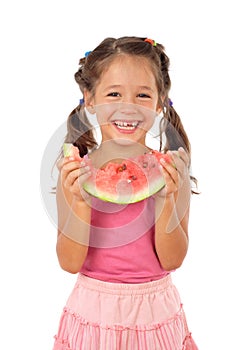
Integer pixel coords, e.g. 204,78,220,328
111,137,140,146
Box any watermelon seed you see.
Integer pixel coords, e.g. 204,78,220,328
117,163,127,172
142,162,148,168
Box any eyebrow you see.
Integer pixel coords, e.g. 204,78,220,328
104,85,155,92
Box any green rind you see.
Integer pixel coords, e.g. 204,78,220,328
63,143,73,157
83,177,165,204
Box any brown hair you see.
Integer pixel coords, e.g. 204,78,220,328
64,36,198,191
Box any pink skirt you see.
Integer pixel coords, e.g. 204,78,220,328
53,273,198,350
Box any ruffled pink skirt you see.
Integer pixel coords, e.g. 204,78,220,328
53,273,198,350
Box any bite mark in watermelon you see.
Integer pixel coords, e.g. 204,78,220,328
63,143,82,160
62,143,172,204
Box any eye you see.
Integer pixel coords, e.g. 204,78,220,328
107,92,121,97
137,93,151,98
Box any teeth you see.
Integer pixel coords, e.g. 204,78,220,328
114,121,139,128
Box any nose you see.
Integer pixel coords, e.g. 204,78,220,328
118,98,138,115
121,93,136,106
119,106,137,115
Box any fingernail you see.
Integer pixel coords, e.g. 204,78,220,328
159,164,164,172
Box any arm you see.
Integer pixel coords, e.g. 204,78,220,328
56,156,92,274
155,147,191,271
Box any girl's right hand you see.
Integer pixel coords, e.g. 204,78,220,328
57,156,91,203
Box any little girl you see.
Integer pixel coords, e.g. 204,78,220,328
53,36,198,349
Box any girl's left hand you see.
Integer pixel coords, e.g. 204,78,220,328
158,147,190,197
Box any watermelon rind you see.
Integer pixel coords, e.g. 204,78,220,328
63,143,73,157
83,175,165,204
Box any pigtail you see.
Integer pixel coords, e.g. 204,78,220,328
65,103,97,157
160,101,190,155
159,101,199,193
62,53,98,158
153,46,190,153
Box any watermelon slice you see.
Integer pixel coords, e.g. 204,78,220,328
63,143,82,160
63,143,171,204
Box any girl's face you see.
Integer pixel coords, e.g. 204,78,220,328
85,55,160,147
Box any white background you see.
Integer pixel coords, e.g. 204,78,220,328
1,1,232,349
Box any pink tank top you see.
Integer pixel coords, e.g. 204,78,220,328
80,196,168,283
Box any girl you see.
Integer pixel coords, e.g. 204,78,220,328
53,36,198,349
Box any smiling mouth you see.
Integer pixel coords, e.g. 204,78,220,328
112,120,140,131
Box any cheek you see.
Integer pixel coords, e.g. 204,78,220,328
95,104,117,124
141,108,157,128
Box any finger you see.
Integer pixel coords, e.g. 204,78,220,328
60,161,81,186
167,150,188,176
167,150,180,168
167,148,189,166
64,165,91,189
160,162,178,186
56,157,69,171
62,160,85,172
57,156,80,171
68,168,92,201
78,165,91,178
160,156,178,181
76,167,92,186
178,147,190,167
162,172,179,195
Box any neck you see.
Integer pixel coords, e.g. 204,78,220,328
90,139,150,168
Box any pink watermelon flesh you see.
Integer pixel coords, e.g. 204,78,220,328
85,150,171,204
63,143,169,204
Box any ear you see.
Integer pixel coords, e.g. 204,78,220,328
84,90,95,114
156,96,165,114
156,104,163,115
